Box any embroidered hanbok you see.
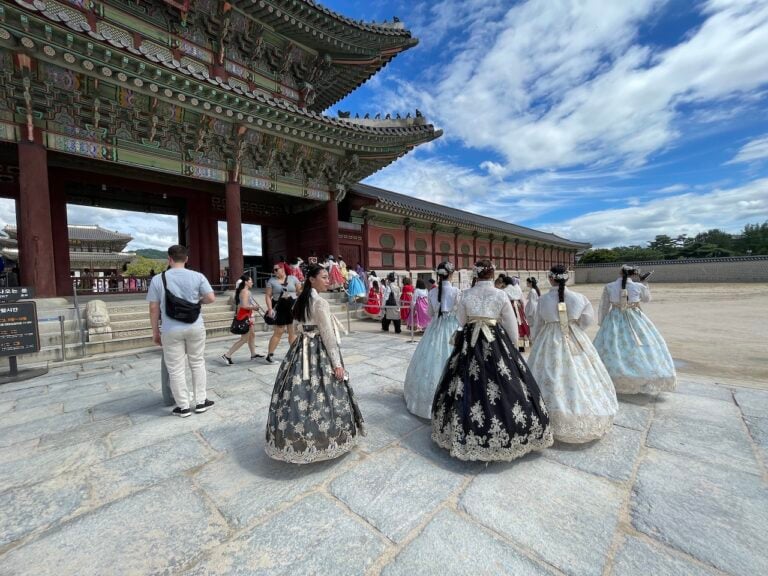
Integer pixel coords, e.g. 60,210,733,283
404,281,461,418
266,290,364,463
528,288,617,443
504,284,530,348
363,286,382,317
400,283,414,322
525,289,540,344
594,278,676,394
431,280,553,461
409,288,431,331
346,271,366,301
328,261,345,291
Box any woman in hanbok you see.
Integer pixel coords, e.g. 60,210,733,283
363,280,382,318
503,276,530,352
338,256,349,282
528,265,617,443
265,264,364,463
400,277,414,325
327,256,345,292
404,261,460,418
431,260,553,461
410,279,431,331
346,270,366,302
289,257,305,282
594,264,676,394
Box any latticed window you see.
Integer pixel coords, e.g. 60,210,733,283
416,254,426,267
379,234,396,249
440,241,451,255
382,252,394,267
479,246,487,256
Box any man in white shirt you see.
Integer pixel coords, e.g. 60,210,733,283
147,245,216,417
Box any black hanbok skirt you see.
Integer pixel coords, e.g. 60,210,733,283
265,327,364,464
431,321,553,461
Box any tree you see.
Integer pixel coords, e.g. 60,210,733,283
578,249,619,263
125,256,165,276
694,229,733,250
647,235,678,258
736,221,768,255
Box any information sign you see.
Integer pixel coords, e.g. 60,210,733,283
0,301,40,357
0,286,34,303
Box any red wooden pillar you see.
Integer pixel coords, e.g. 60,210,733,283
431,224,437,270
206,216,220,286
513,239,520,269
488,235,494,268
225,180,243,285
326,199,339,261
453,228,460,268
49,171,72,296
361,213,370,271
472,232,478,263
502,238,508,270
404,219,411,271
18,141,57,297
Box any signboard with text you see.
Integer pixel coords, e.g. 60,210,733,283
0,301,40,357
0,287,34,303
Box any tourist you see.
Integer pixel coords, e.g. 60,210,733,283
527,265,618,442
427,278,436,291
326,255,345,291
264,262,301,363
431,259,553,461
221,274,264,365
403,261,460,418
503,276,530,352
381,272,402,333
400,276,414,326
594,264,677,394
346,269,366,301
147,244,216,417
525,276,541,331
363,279,382,317
265,263,364,463
409,279,431,331
338,255,348,281
289,257,305,282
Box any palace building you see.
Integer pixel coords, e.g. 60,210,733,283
0,0,585,297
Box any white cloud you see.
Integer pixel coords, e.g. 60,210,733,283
728,134,768,164
540,178,768,247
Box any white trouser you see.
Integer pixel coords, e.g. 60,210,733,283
161,326,207,410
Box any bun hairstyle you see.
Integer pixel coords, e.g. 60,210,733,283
548,264,569,303
234,274,251,306
473,259,495,280
436,261,455,317
293,263,325,323
620,264,638,290
502,275,514,286
527,277,540,296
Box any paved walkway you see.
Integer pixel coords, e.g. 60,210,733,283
0,331,766,575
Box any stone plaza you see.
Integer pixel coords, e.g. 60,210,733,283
0,319,766,576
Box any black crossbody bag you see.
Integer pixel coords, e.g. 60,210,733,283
162,271,202,323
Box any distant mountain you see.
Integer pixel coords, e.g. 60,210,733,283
135,248,167,259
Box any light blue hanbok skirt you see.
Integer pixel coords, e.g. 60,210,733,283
403,312,459,418
593,306,676,394
347,276,366,300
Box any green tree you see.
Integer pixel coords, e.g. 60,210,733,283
736,221,768,255
647,235,678,258
125,256,165,276
694,229,733,250
579,248,619,263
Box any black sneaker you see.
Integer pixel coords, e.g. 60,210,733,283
172,407,191,418
265,354,274,363
194,399,215,413
220,354,233,366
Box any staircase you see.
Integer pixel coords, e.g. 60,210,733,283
2,291,350,368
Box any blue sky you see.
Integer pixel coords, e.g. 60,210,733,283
2,0,767,253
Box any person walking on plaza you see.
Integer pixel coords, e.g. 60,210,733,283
265,262,302,363
503,276,530,352
400,276,414,326
381,272,402,333
363,279,382,318
527,265,617,443
404,261,460,418
147,245,216,417
265,263,364,463
431,259,553,461
221,274,264,365
409,279,431,331
594,264,676,394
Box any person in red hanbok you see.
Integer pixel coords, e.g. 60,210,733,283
400,277,414,324
363,280,383,318
326,255,345,292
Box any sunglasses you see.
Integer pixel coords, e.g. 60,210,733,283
273,268,281,272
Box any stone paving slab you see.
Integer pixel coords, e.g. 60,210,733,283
185,493,385,576
461,456,624,576
0,410,91,448
613,400,652,431
612,535,721,576
631,448,768,576
734,388,768,418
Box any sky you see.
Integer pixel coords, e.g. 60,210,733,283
2,0,767,252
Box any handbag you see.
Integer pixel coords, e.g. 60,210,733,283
162,271,201,323
230,316,250,335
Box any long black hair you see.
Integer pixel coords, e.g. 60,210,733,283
435,261,455,317
550,264,568,303
620,264,637,290
293,263,324,323
527,276,540,297
234,274,251,307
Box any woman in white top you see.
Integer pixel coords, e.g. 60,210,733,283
593,264,676,394
528,265,617,443
403,262,460,418
502,276,531,352
432,260,553,461
265,264,364,463
524,277,541,342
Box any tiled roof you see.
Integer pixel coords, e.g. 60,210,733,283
351,183,591,249
1,248,135,263
3,225,132,243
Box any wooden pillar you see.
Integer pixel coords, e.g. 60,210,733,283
225,180,243,285
431,224,437,270
18,141,56,296
361,213,370,271
488,235,495,269
453,228,460,268
404,219,411,271
501,237,508,270
514,239,520,269
326,199,339,260
49,171,71,296
472,232,478,263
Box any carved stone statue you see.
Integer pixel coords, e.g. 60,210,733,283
86,300,113,342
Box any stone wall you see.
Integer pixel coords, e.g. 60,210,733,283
575,256,768,284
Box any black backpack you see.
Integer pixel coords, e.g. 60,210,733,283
162,271,202,323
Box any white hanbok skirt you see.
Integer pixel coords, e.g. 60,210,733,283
528,322,618,443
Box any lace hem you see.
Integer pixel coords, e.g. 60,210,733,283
549,412,615,443
264,435,360,464
612,374,676,395
431,427,553,462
